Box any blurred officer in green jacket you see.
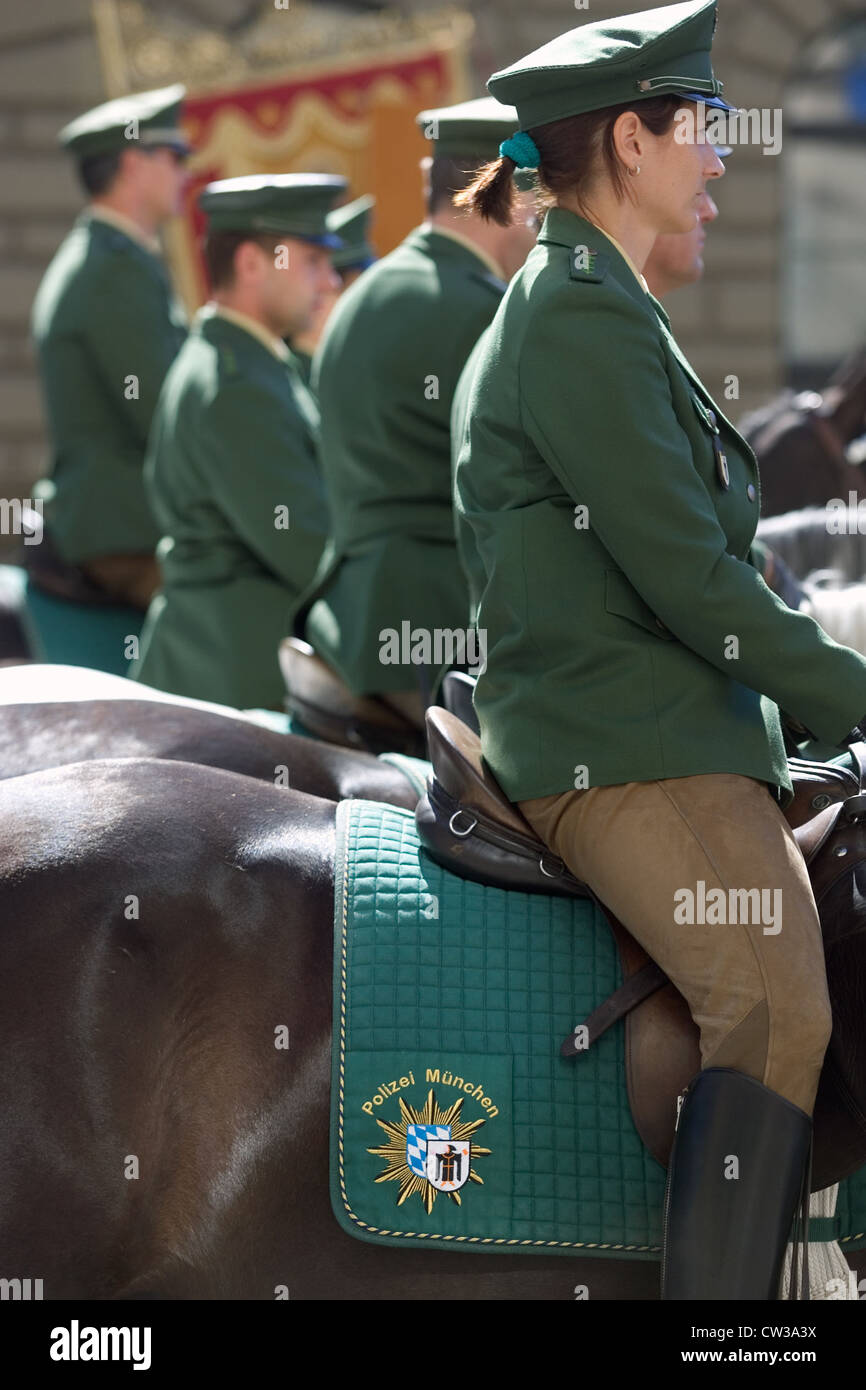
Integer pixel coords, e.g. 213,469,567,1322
295,97,539,731
133,174,345,709
291,194,377,390
641,173,819,626
31,85,190,610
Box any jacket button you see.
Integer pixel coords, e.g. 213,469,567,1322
747,483,757,502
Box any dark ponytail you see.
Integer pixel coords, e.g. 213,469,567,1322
453,154,517,227
455,95,683,223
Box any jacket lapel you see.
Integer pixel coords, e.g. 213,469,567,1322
537,207,759,469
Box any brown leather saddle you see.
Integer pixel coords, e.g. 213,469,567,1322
416,707,866,1191
279,637,426,758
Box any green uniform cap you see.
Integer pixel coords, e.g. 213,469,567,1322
415,95,519,161
327,194,377,271
59,83,189,159
488,0,736,133
199,173,349,245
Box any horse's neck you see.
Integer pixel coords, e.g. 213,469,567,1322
824,369,866,443
822,353,866,444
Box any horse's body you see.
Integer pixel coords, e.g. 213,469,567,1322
0,665,418,809
756,508,866,586
0,758,654,1299
740,349,866,518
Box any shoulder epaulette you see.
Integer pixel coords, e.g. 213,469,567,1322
569,244,610,284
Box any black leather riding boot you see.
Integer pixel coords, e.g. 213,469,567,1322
661,1068,812,1300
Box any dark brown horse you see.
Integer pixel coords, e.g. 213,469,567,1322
741,347,866,518
0,664,420,809
0,758,659,1300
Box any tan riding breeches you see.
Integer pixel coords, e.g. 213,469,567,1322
519,774,832,1117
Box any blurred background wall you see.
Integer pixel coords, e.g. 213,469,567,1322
1,0,864,541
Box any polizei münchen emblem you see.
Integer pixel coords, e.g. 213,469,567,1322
368,1088,491,1212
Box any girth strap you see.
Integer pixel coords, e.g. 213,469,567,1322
559,961,668,1057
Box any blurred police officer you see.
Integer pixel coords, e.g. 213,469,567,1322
31,85,190,610
643,187,719,295
295,97,538,732
291,194,377,389
133,174,345,710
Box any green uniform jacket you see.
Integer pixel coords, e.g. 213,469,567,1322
299,225,506,694
133,308,328,709
31,212,187,561
454,207,866,808
453,334,777,623
289,347,314,391
451,327,493,625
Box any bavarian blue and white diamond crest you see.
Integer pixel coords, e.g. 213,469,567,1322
406,1123,450,1177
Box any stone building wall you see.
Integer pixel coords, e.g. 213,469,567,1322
0,0,861,552
0,0,104,537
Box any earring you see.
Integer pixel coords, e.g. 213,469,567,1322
628,164,641,176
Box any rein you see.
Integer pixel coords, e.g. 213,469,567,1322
793,390,858,471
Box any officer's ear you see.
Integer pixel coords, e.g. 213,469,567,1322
233,237,270,286
116,145,153,185
610,109,644,172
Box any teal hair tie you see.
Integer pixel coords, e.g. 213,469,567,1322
499,131,540,169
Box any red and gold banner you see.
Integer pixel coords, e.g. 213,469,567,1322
173,49,463,306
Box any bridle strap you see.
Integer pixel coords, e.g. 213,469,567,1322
796,392,849,468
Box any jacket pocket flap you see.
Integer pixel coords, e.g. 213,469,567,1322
604,569,674,639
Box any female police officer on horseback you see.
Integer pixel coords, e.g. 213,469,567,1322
453,0,866,1300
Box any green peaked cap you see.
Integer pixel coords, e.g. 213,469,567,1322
199,173,349,245
327,194,376,270
487,0,736,131
59,84,189,159
415,95,519,160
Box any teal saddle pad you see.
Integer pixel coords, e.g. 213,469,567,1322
331,799,866,1258
243,708,309,737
